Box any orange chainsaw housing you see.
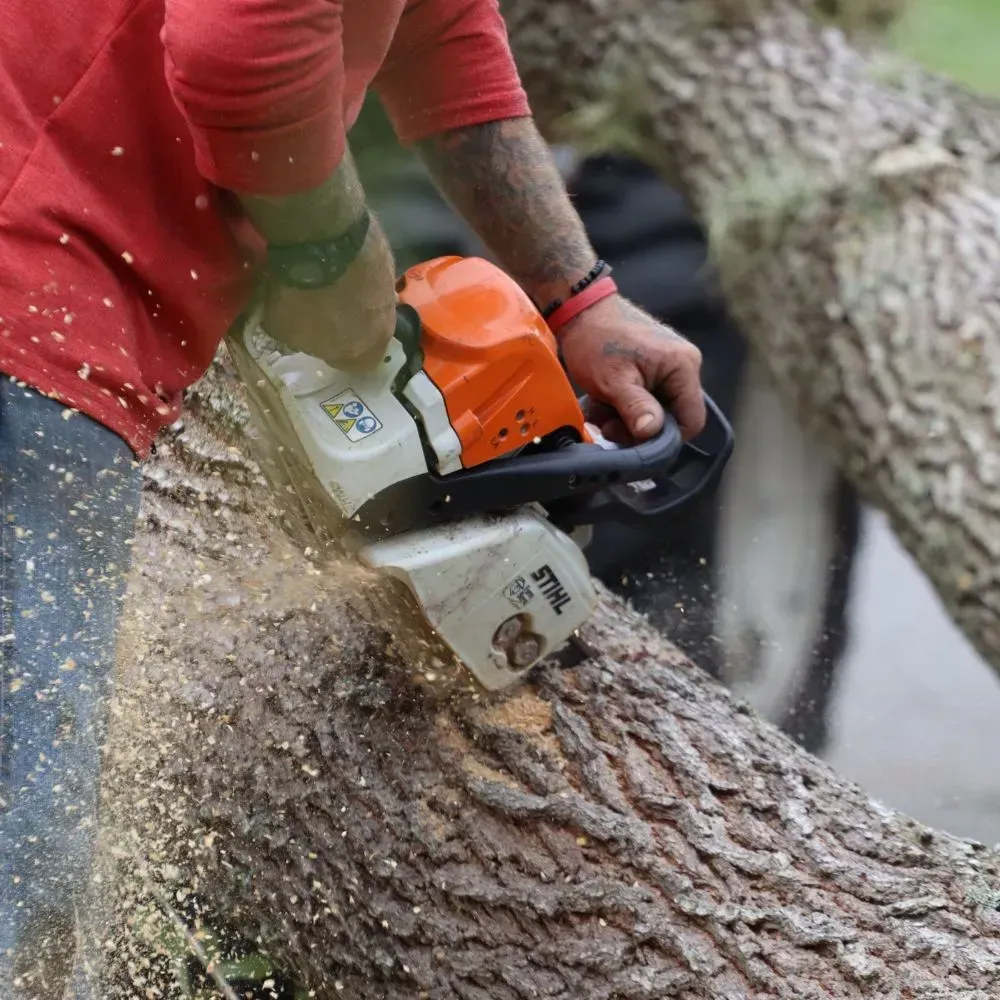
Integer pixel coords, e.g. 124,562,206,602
396,256,591,470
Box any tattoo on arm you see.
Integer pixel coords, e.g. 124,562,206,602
232,148,367,245
417,117,596,307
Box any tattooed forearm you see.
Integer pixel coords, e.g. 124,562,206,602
233,148,367,245
417,116,597,308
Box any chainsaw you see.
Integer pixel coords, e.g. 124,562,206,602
225,255,733,690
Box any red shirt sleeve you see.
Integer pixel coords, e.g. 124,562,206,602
161,0,347,195
374,0,531,146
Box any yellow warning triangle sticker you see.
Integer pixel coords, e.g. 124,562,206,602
335,417,356,433
323,402,343,419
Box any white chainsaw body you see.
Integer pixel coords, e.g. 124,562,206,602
240,322,456,517
232,321,598,690
363,510,595,689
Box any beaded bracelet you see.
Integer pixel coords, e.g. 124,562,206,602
545,275,619,334
540,259,613,320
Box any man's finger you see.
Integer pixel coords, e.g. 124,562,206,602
661,367,707,441
605,376,665,441
320,340,390,374
597,415,631,446
675,391,707,441
580,397,616,427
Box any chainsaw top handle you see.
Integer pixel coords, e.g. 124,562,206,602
353,391,734,539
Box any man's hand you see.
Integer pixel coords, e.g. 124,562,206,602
558,295,706,443
415,118,708,437
260,219,397,372
232,148,396,372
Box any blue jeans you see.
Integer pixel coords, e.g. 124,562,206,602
0,380,141,998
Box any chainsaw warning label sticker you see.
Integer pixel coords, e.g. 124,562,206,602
320,390,382,442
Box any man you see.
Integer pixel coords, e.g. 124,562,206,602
0,0,705,996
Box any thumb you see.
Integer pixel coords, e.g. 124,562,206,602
606,376,665,440
326,340,390,374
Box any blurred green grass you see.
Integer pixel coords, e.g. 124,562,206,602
892,0,1000,93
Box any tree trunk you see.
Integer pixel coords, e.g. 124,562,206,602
102,3,1000,997
498,0,1000,676
104,367,1000,998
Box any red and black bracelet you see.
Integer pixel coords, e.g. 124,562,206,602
540,260,619,334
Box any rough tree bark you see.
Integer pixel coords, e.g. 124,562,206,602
104,365,1000,1000
101,2,1000,998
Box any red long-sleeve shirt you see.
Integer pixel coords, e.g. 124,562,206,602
0,0,529,456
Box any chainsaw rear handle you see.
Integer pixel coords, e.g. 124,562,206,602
353,391,733,538
390,301,717,491
548,394,734,528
